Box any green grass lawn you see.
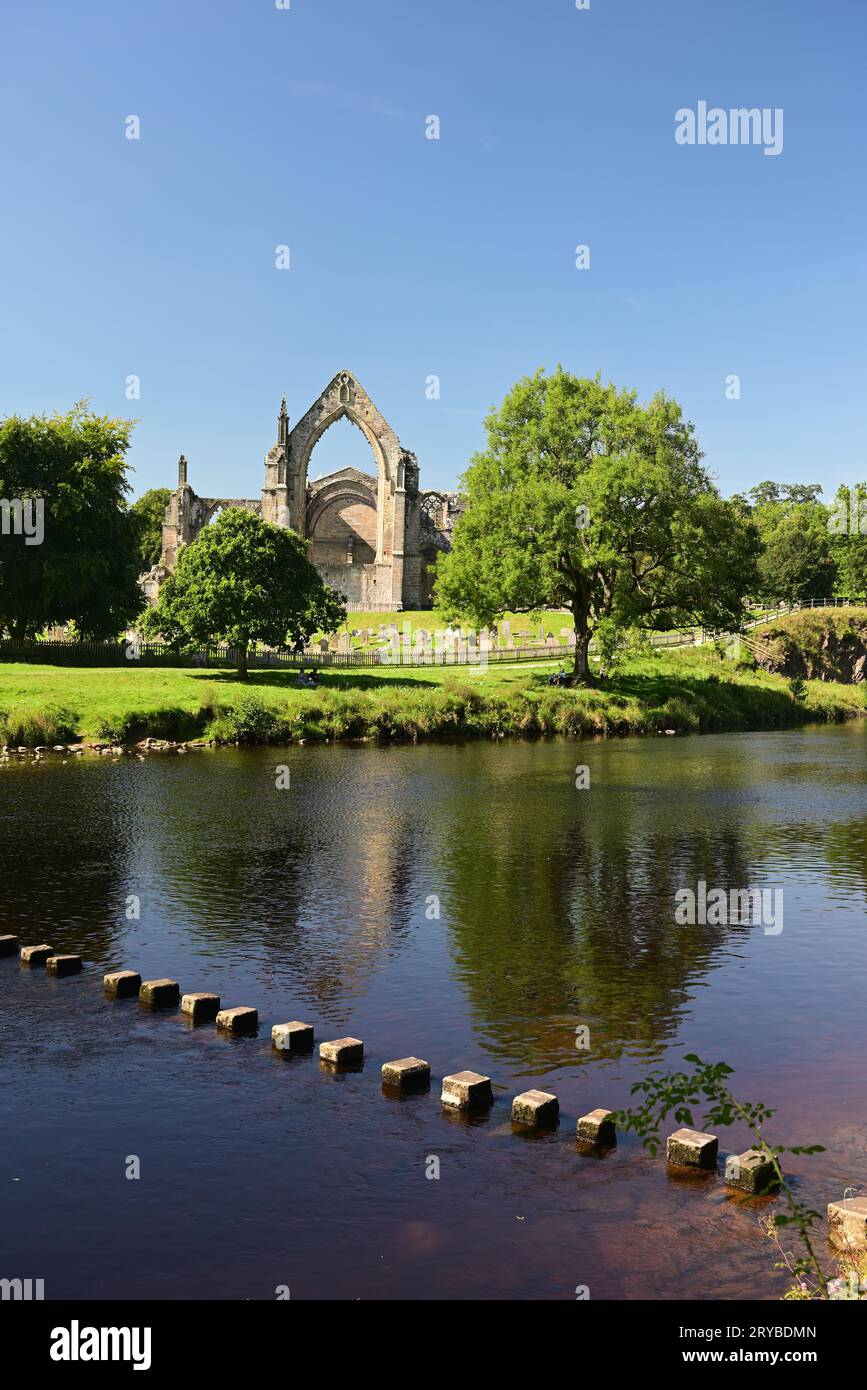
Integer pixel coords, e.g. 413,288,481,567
333,609,574,645
1,643,864,745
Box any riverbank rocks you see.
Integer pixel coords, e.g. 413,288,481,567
828,1196,867,1251
382,1057,431,1091
725,1149,780,1195
46,954,82,977
104,970,141,998
181,992,221,1024
320,1037,364,1066
139,978,181,1008
272,1021,314,1053
0,934,19,957
20,944,53,967
577,1108,617,1146
512,1089,559,1128
441,1070,493,1112
216,1006,258,1034
667,1127,718,1170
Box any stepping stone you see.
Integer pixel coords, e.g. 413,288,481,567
272,1021,315,1053
441,1070,493,1112
139,978,181,1008
577,1108,617,1146
512,1089,559,1128
382,1057,430,1091
667,1127,718,1170
46,954,82,977
216,1006,258,1034
181,992,221,1024
725,1149,780,1195
104,970,141,998
0,935,19,957
828,1196,867,1251
320,1037,364,1066
20,944,53,967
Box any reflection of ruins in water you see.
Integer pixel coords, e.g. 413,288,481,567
115,749,428,1016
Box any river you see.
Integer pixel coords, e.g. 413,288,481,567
1,726,865,1299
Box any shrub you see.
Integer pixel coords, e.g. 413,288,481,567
209,692,290,743
0,704,79,746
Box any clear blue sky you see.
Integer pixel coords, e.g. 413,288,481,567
2,0,864,503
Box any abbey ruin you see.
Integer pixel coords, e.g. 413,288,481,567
143,371,461,611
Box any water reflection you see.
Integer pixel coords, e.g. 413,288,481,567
1,727,866,1298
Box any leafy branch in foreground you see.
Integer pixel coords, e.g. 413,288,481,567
612,1054,830,1298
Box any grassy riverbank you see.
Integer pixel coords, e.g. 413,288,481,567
0,644,865,745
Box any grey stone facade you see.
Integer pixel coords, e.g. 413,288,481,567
146,371,461,611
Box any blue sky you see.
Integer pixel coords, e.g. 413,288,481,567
2,0,864,503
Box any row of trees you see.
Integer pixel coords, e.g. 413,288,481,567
739,481,867,603
2,388,866,680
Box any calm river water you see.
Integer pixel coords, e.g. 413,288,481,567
1,727,866,1300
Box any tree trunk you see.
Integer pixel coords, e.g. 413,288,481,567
572,630,591,682
237,643,249,680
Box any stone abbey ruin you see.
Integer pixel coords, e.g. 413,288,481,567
143,371,461,611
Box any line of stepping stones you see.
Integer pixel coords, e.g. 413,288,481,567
4,934,865,1250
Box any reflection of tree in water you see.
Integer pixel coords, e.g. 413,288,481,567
438,783,755,1072
0,762,136,964
137,750,425,1015
822,820,867,906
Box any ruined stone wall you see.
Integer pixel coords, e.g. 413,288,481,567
151,373,452,612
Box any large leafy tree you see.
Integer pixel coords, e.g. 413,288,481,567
753,498,835,603
434,369,760,679
131,488,171,571
0,403,142,638
828,482,867,597
140,507,346,678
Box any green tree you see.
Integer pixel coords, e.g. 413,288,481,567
0,403,142,639
754,500,835,603
131,488,171,571
434,369,760,680
140,507,346,678
828,483,867,597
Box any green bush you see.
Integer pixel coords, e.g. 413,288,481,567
0,704,79,746
209,692,290,743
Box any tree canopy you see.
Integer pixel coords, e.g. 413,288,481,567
140,507,346,677
434,369,760,678
753,497,835,603
0,403,142,639
131,488,171,572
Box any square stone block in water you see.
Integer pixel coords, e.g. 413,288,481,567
20,944,53,967
725,1149,780,1195
441,1070,493,1112
0,935,19,957
216,1006,258,1035
139,978,181,1008
181,992,221,1024
46,954,82,977
667,1127,718,1170
104,970,141,998
828,1196,867,1251
382,1057,430,1091
320,1037,364,1066
272,1021,315,1053
577,1108,617,1146
512,1089,559,1128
